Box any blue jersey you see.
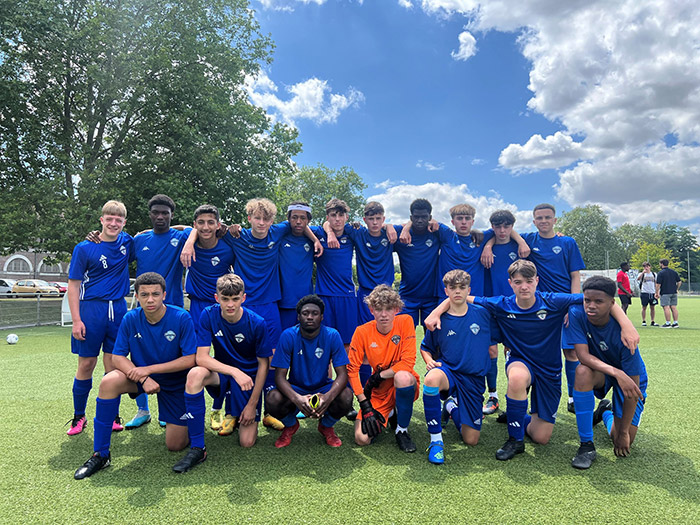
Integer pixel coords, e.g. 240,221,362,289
487,240,520,297
474,292,582,377
420,305,499,376
69,232,134,301
393,225,440,300
184,237,235,302
197,305,272,376
344,224,395,291
134,227,192,307
311,225,356,297
522,233,585,293
436,224,494,296
112,306,196,388
279,233,314,308
228,223,291,305
272,325,349,391
565,305,647,380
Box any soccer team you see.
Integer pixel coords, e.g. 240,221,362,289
68,195,646,479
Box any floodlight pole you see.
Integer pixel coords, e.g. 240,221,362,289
688,250,691,293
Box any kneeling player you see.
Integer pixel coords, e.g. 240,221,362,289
74,273,196,479
173,274,271,473
420,270,498,464
348,285,420,452
567,276,647,469
265,295,353,448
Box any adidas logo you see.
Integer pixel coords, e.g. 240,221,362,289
180,412,195,420
427,419,439,426
507,313,516,318
447,330,456,337
509,421,520,427
214,330,223,337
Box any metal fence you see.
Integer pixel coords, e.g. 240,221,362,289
0,294,64,329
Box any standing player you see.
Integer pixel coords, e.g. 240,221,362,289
393,198,441,328
420,270,498,464
265,295,354,448
616,262,633,314
173,274,271,473
655,258,681,328
66,200,134,436
567,276,647,469
348,285,420,452
637,262,658,326
425,260,637,461
74,273,196,479
278,202,315,331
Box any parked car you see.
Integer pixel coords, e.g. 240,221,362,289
0,278,17,298
12,279,61,297
49,281,69,294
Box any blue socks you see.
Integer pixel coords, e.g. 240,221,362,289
94,397,120,456
565,360,579,397
184,390,206,449
602,410,614,435
281,413,298,428
422,385,442,435
395,385,415,429
506,395,528,441
320,414,339,428
211,389,225,411
487,357,498,392
573,389,595,442
72,377,92,416
135,392,149,412
359,364,372,387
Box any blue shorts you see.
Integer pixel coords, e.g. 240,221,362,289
205,373,262,421
318,295,358,344
594,374,647,427
428,366,485,431
247,302,282,348
279,308,298,332
188,296,216,336
131,381,187,426
401,297,438,328
506,357,561,424
71,299,127,357
357,288,374,324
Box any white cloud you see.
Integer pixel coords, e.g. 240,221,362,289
257,0,326,10
246,71,365,126
368,182,533,231
413,0,700,225
499,131,590,172
451,30,477,61
374,178,408,189
398,0,413,8
470,158,486,165
416,160,445,171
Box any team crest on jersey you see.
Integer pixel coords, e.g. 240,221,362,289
599,341,609,352
211,256,220,266
304,243,310,252
552,246,562,254
536,309,547,320
120,245,127,255
170,238,179,247
391,335,401,345
268,241,275,249
426,239,433,248
469,241,476,248
315,347,324,359
509,252,517,261
164,330,176,342
470,323,480,335
381,239,388,247
235,333,245,343
340,237,347,244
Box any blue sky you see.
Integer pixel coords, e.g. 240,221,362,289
248,1,700,234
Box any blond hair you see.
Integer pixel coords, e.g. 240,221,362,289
102,200,127,218
364,284,404,311
449,204,475,218
245,198,277,221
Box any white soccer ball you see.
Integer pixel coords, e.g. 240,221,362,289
6,333,19,345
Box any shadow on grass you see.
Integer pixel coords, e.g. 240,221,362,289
48,417,367,507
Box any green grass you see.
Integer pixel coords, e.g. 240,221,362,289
1,300,699,524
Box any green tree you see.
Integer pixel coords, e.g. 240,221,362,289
274,164,367,225
556,205,622,269
657,223,699,280
629,242,681,273
613,223,662,261
0,0,300,257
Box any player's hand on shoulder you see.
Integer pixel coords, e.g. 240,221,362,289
231,368,253,390
180,244,195,267
351,221,362,230
428,219,439,232
228,223,241,238
216,222,228,238
326,230,340,249
471,228,484,246
399,225,412,244
518,243,531,259
423,313,441,331
385,224,397,244
480,245,494,269
313,239,323,257
72,320,86,341
86,230,101,244
620,325,640,353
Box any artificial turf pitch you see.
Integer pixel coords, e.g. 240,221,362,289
1,299,699,524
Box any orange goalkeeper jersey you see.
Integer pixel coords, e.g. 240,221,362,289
348,314,419,397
